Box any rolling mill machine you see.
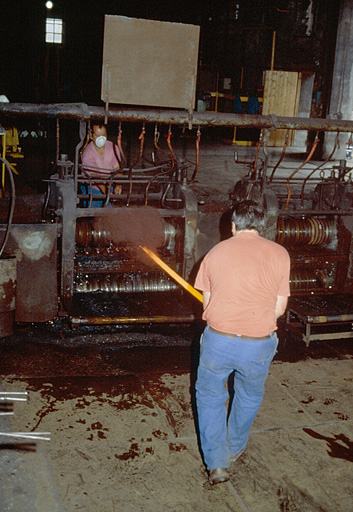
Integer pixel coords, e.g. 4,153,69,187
52,121,199,326
231,130,353,345
1,102,353,342
0,115,199,331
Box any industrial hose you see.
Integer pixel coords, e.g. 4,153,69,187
269,129,290,182
0,157,16,257
285,132,319,209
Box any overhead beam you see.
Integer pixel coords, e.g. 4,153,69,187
1,102,353,132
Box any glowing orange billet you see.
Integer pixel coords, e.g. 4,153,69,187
140,246,203,303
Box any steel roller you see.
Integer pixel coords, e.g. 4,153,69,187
276,217,337,246
75,218,176,250
75,274,178,293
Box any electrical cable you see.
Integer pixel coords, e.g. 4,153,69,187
300,134,340,207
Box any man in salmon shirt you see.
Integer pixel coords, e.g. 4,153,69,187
194,200,290,485
81,123,122,207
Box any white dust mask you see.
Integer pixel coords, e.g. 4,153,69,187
95,136,107,148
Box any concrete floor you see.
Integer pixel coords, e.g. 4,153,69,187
0,329,353,512
1,136,353,511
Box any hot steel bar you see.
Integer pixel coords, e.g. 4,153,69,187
141,246,203,303
1,102,353,132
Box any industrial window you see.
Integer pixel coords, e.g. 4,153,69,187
45,18,63,44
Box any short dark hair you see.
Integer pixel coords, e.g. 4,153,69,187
231,200,265,232
90,122,106,133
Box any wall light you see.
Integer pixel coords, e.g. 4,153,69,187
46,1,53,9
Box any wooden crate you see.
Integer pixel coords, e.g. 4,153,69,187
262,71,301,146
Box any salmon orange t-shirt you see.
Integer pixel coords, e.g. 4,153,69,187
194,231,290,337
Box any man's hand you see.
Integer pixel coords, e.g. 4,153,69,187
113,183,122,195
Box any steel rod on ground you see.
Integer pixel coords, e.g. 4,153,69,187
0,432,51,441
0,392,28,402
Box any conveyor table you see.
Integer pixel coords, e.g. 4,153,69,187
284,294,353,346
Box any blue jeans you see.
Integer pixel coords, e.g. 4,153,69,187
81,186,112,208
195,325,278,470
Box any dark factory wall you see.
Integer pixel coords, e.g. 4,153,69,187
0,0,340,119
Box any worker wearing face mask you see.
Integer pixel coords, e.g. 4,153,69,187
81,123,122,206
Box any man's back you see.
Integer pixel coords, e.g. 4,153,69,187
195,231,290,336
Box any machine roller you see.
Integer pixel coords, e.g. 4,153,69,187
74,217,180,294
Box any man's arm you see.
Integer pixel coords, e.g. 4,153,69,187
112,160,122,195
202,291,211,311
275,295,288,319
112,144,122,196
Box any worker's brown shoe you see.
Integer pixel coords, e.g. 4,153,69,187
208,468,230,485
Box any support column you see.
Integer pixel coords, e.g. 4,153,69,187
324,0,353,159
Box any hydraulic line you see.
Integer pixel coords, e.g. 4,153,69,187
167,125,178,170
117,122,127,166
153,124,171,161
191,126,201,182
269,129,290,182
300,134,340,207
144,164,174,207
131,123,146,168
285,132,319,209
244,129,265,200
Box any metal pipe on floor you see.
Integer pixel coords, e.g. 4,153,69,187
70,315,195,325
0,392,28,401
0,432,51,441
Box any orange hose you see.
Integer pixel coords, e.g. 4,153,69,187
167,125,178,169
285,133,319,209
191,127,201,182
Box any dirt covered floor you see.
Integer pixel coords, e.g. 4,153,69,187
0,326,353,512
